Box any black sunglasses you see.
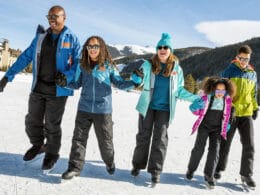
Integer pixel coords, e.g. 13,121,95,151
237,56,250,62
46,14,64,20
86,44,100,50
158,46,169,50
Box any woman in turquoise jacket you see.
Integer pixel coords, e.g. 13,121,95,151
131,33,202,183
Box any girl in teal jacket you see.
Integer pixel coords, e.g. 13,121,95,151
131,33,202,183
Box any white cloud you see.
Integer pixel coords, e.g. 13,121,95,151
195,20,260,46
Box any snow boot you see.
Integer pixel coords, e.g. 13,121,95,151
131,168,140,177
62,169,80,180
23,144,45,161
151,172,160,183
241,176,256,189
106,162,115,175
204,175,216,189
214,171,221,179
41,153,59,173
186,169,194,180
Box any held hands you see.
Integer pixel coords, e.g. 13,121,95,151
131,68,144,86
189,98,205,112
55,72,67,87
252,109,258,120
0,76,8,92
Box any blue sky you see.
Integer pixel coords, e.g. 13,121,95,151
1,0,260,50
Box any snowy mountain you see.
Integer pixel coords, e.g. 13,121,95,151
108,44,155,58
0,71,259,195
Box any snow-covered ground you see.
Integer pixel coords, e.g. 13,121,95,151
0,71,259,195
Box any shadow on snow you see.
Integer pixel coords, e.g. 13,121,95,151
0,152,245,192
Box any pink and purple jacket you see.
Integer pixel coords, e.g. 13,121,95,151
191,93,232,139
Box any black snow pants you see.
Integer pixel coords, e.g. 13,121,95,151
68,111,114,172
187,127,222,179
216,116,255,177
132,108,169,174
25,92,67,155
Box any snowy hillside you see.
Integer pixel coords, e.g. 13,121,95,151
108,44,155,58
0,71,259,195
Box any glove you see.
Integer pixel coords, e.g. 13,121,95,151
131,68,144,85
252,109,258,120
0,76,8,92
55,72,67,87
133,68,144,78
229,107,236,124
189,98,205,112
131,73,143,85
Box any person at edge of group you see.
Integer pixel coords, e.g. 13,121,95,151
185,77,236,189
57,35,143,180
130,33,205,184
214,45,259,189
0,5,81,172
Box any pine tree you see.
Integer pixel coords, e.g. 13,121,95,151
184,74,197,94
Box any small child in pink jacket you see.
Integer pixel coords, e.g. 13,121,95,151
186,76,236,189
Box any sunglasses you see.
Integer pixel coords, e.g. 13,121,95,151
157,46,169,50
215,89,226,95
237,56,250,63
86,44,100,50
46,14,64,20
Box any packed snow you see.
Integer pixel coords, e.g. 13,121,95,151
0,71,259,195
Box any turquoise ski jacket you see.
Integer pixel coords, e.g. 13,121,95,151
136,60,199,124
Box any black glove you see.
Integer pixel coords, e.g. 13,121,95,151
55,72,67,87
252,109,258,120
0,76,8,92
229,107,236,124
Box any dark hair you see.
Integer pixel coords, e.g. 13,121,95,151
151,53,178,77
202,76,236,98
238,45,252,55
49,5,66,16
81,36,114,72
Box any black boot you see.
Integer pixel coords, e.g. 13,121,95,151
23,145,45,161
41,153,59,171
62,169,80,180
131,168,140,177
204,175,216,189
151,172,160,183
186,169,194,180
106,162,115,175
241,176,256,188
214,171,221,179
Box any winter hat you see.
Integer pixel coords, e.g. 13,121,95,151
156,33,174,52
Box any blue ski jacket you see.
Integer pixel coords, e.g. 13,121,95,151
4,25,81,96
68,63,136,114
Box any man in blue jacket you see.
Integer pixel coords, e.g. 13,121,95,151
0,5,81,172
